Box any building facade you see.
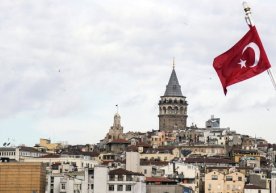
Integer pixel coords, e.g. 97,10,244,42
0,162,46,193
205,171,245,193
106,113,124,142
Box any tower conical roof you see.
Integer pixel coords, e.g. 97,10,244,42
164,68,183,96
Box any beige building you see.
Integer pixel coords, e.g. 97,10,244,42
233,149,260,163
105,113,124,142
205,171,245,193
206,166,252,180
0,162,46,193
179,145,226,157
150,131,165,147
39,138,61,152
140,147,180,161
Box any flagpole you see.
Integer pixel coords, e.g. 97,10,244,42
243,2,276,90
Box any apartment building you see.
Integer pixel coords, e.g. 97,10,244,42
0,162,46,193
205,171,245,193
47,166,145,193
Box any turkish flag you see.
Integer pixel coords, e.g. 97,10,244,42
213,26,271,95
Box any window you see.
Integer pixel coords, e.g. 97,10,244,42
109,185,114,191
126,185,132,191
117,185,123,191
238,176,242,181
126,175,132,181
211,175,218,180
144,169,147,174
61,184,66,189
91,184,93,190
208,184,211,190
226,176,233,181
118,175,124,181
109,175,115,181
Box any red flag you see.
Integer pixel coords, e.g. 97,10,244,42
213,26,271,95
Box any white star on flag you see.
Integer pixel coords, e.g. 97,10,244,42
238,59,247,68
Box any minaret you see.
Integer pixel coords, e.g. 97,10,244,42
158,61,188,131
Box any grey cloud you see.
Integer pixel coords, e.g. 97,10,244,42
1,0,276,145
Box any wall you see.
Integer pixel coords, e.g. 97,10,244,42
146,185,183,193
94,166,108,193
0,162,46,193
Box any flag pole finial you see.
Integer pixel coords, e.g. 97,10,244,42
115,104,119,113
243,2,250,12
243,1,254,26
173,57,175,69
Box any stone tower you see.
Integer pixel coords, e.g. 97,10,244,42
106,113,124,142
158,65,188,131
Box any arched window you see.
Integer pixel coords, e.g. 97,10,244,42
168,106,172,114
180,107,184,114
163,107,166,114
174,106,179,114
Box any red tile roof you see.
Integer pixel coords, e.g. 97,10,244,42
136,142,151,147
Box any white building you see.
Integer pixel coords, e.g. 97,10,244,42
271,169,276,193
160,162,200,193
126,152,140,173
47,168,92,193
24,154,100,171
47,166,146,193
107,167,146,193
0,147,19,161
126,151,166,177
244,184,269,193
0,146,47,161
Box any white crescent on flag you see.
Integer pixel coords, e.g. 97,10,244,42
242,42,260,68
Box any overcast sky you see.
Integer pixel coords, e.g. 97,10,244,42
0,0,276,146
